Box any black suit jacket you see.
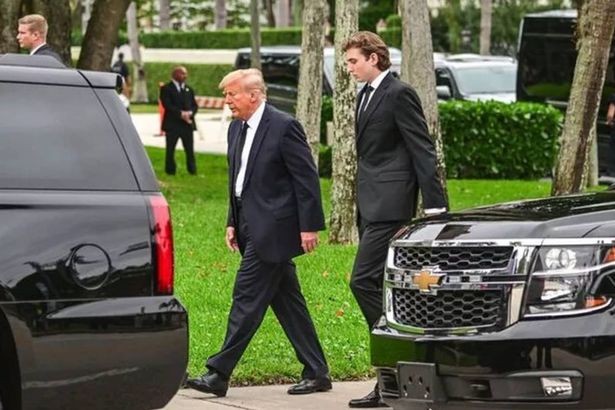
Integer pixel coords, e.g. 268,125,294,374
227,104,325,263
355,72,446,222
33,44,63,65
160,82,198,135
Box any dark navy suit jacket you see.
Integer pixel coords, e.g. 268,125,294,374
355,72,447,222
226,103,325,263
33,44,63,65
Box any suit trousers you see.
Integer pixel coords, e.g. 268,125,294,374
350,218,406,330
207,202,329,379
165,131,196,175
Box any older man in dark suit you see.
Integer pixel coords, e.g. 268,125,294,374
343,31,448,408
160,66,198,175
187,68,331,397
17,14,63,64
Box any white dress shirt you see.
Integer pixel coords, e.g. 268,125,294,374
359,69,390,111
235,101,266,198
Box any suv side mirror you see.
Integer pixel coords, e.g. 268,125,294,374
436,85,452,100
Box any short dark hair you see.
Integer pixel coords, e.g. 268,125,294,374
343,31,391,71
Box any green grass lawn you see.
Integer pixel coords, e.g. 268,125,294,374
145,147,563,384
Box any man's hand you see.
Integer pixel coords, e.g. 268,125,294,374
300,232,319,253
226,227,239,252
181,110,193,124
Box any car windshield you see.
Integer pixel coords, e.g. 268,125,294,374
454,65,517,94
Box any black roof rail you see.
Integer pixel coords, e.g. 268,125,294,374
0,53,65,69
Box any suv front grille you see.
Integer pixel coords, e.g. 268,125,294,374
392,288,504,329
394,246,513,271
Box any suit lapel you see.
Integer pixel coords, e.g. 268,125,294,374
356,73,394,141
242,104,271,190
228,121,242,186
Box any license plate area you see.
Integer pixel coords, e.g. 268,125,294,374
397,362,447,403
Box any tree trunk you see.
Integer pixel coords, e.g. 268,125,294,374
0,0,22,53
400,0,448,208
551,0,615,196
479,0,492,55
328,0,359,245
250,0,261,70
587,128,598,187
214,0,226,30
127,1,147,102
277,0,290,27
296,0,326,167
292,0,303,26
77,0,131,71
263,0,275,28
159,0,170,30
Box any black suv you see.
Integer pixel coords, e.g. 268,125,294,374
373,191,615,409
0,54,188,410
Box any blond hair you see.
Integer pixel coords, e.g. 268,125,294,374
219,68,267,96
18,14,48,38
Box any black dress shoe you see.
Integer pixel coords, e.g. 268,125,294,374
186,371,229,397
287,376,333,395
348,389,389,408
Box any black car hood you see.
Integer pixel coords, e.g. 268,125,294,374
397,192,615,242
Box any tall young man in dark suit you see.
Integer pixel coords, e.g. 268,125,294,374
187,69,331,397
344,31,447,408
17,14,63,64
160,66,198,175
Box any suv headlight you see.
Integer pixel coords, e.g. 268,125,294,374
524,246,612,316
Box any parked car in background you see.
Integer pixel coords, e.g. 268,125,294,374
235,48,516,113
372,189,615,409
235,46,402,113
0,54,188,410
517,9,615,176
435,54,518,103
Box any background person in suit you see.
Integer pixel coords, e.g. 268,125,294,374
160,66,198,175
16,14,63,64
343,31,447,408
187,68,331,397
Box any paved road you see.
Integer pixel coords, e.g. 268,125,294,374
72,47,237,65
163,381,377,410
131,112,229,155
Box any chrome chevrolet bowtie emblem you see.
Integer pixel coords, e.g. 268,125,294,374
412,269,445,293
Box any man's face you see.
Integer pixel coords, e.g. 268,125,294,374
223,80,256,121
173,68,188,83
17,24,39,50
345,47,379,83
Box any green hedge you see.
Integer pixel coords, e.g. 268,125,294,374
142,62,233,102
319,100,562,179
440,100,562,179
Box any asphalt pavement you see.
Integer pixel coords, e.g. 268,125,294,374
131,112,229,155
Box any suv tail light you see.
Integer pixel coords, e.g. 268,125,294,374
148,195,174,295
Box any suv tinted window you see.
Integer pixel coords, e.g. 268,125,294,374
262,54,300,86
0,82,137,190
236,52,300,87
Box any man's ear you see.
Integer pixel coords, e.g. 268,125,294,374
369,52,379,67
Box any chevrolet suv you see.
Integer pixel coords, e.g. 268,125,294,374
373,191,615,409
0,54,188,410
